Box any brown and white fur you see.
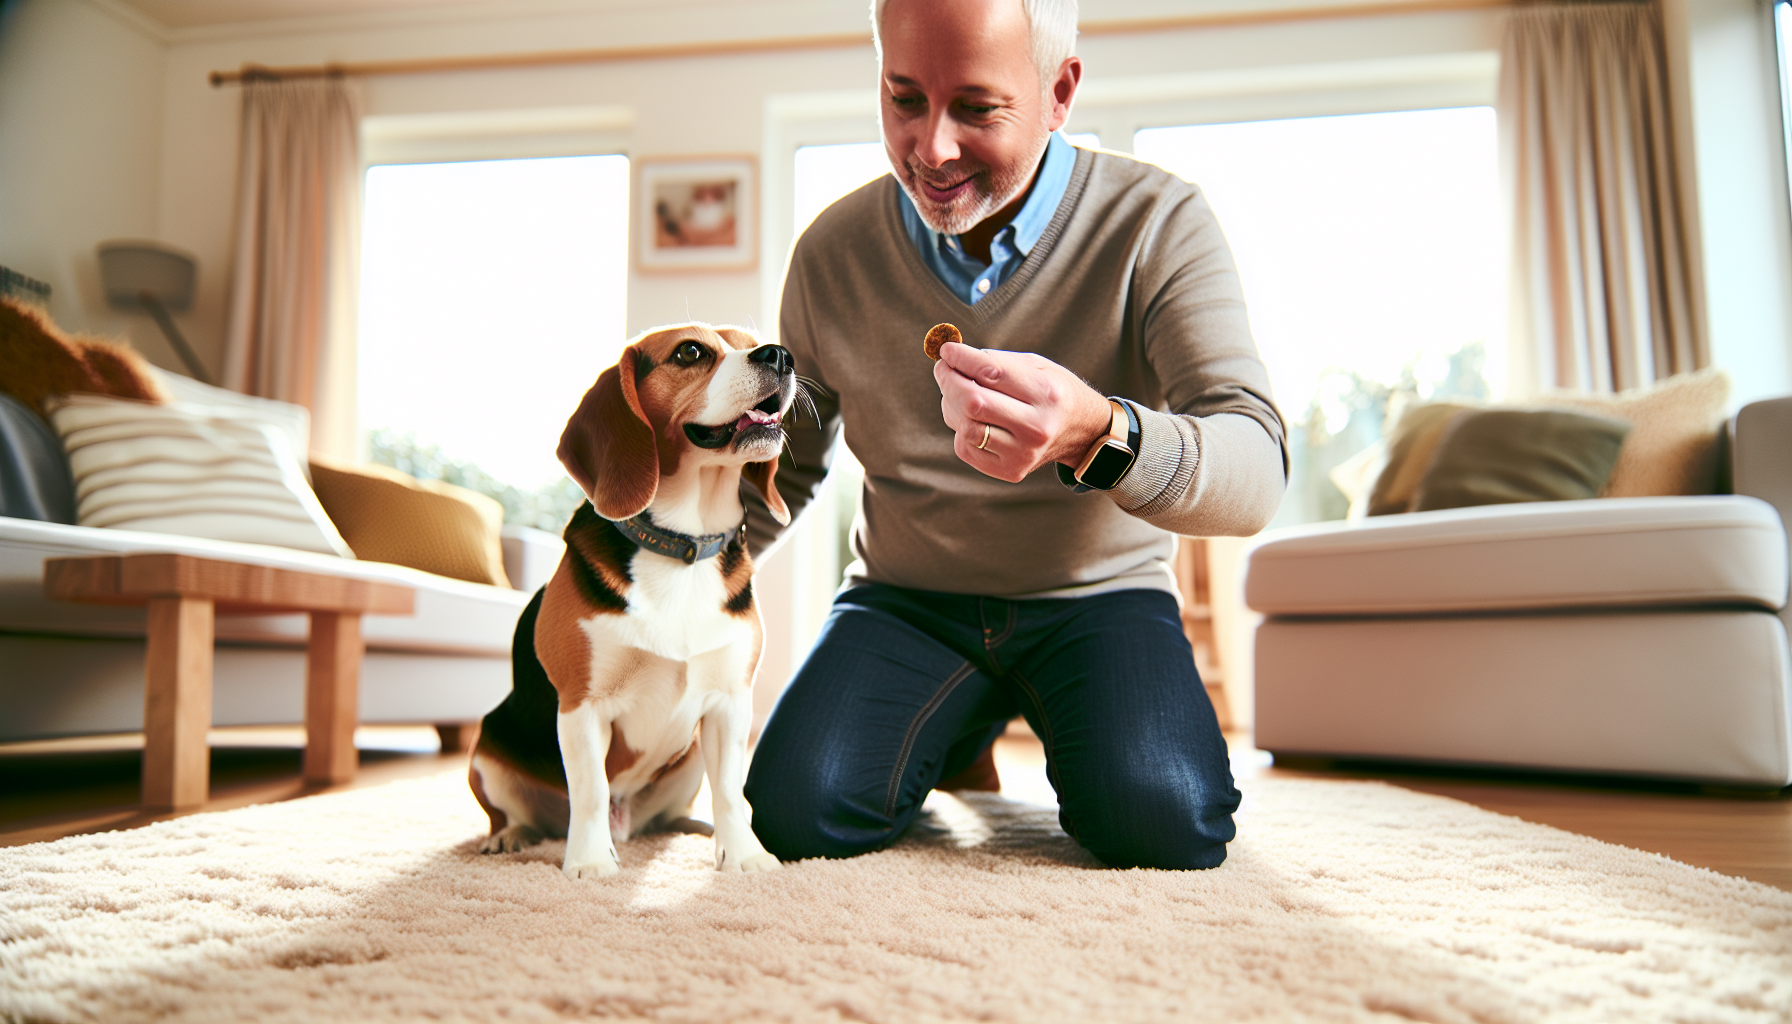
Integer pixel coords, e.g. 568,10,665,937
469,323,794,878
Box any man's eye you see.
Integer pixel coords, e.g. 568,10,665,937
672,342,704,366
961,104,997,116
890,94,923,109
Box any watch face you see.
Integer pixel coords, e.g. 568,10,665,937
1079,440,1136,490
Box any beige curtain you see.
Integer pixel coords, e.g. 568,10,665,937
221,76,362,460
1499,0,1705,395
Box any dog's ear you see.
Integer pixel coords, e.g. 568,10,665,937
742,457,790,526
558,347,658,521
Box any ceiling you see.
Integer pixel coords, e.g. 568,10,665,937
105,0,682,31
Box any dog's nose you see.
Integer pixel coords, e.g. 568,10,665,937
749,345,794,374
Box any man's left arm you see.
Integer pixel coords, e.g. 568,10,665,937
1106,186,1288,537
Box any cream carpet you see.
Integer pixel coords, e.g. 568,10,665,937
3,771,1790,1024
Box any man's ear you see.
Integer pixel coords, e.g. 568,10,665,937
742,458,790,526
557,347,657,521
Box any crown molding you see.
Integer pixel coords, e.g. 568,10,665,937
158,0,844,46
83,0,174,44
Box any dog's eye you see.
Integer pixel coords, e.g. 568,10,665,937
672,341,705,367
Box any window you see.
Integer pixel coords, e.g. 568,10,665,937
357,154,629,528
1134,107,1502,526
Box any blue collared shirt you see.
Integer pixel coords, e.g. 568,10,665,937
898,131,1076,305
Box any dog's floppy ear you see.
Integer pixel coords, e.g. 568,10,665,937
742,458,789,526
558,347,657,521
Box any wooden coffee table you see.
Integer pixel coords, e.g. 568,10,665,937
44,553,415,811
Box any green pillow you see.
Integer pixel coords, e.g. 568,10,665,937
1411,409,1631,512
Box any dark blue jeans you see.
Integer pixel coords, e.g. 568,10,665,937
745,583,1240,869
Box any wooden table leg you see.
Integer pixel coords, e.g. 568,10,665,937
142,595,214,810
304,611,362,785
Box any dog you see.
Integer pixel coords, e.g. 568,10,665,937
469,323,795,878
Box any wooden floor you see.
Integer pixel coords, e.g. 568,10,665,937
4,726,1788,892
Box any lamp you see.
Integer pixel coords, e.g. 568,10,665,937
97,241,212,385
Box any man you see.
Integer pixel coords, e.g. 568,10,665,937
740,0,1287,870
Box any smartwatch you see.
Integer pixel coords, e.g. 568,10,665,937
1056,398,1139,492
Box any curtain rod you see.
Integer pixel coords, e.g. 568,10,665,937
208,0,1510,87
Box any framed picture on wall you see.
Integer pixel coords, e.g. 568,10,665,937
635,155,758,272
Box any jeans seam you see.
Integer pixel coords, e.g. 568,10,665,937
987,602,1018,648
884,660,977,819
1009,669,1062,799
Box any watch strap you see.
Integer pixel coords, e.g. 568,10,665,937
1057,398,1141,493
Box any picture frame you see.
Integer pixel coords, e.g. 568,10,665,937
635,155,758,272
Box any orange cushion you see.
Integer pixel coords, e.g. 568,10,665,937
0,298,166,418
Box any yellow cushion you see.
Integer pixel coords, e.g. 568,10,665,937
307,458,510,587
1535,368,1731,497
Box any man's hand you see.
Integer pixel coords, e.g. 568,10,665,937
933,342,1114,484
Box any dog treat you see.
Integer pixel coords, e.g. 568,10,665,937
924,323,962,361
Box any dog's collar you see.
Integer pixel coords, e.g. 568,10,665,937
615,514,743,565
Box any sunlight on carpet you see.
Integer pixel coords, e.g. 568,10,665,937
3,769,1790,1023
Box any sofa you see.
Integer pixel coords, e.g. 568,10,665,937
0,302,561,744
1244,395,1792,788
0,518,555,743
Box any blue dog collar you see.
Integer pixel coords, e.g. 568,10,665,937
616,515,743,565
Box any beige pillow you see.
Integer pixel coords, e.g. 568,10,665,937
47,394,353,557
308,459,510,587
1535,367,1731,497
1366,402,1477,516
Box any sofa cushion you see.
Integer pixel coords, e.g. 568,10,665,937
1245,495,1787,616
1536,367,1730,497
46,394,352,558
149,367,312,471
0,516,526,655
0,299,167,419
308,458,510,588
1367,402,1475,516
0,392,76,524
1411,409,1630,512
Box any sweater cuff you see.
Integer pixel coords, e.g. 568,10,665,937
1110,405,1199,516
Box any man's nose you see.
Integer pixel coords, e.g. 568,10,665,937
914,111,960,168
749,344,794,375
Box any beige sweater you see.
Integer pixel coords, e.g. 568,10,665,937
745,146,1288,599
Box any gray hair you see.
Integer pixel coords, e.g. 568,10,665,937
870,0,1079,92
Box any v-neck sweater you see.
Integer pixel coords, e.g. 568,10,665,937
749,146,1288,600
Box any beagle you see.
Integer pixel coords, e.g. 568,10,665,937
469,323,794,878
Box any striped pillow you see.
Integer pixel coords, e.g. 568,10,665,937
47,394,353,557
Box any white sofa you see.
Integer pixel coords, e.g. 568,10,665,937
0,517,559,744
1244,397,1792,788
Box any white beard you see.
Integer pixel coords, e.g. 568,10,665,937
893,129,1052,237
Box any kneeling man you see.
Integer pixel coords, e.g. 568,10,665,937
741,0,1287,869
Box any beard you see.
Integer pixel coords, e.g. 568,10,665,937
893,131,1052,237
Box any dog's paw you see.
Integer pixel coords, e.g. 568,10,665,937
716,847,781,873
735,851,782,873
563,856,622,880
479,824,543,854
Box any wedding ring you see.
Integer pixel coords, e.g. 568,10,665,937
975,422,992,450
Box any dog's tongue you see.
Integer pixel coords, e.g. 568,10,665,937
735,409,781,431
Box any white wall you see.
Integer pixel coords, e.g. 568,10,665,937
0,0,168,357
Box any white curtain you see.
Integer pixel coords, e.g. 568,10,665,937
1500,0,1705,395
221,76,362,460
